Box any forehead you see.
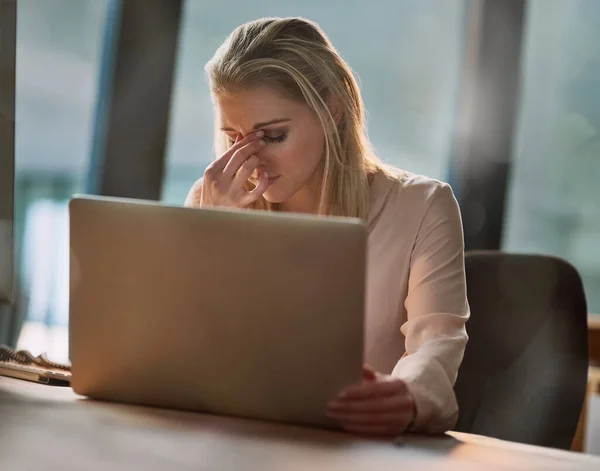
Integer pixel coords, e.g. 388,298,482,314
216,86,309,131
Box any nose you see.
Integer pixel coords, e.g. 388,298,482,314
252,149,269,167
250,161,270,181
251,162,267,173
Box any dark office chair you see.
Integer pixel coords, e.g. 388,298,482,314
453,251,589,450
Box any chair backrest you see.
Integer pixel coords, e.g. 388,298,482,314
454,251,589,450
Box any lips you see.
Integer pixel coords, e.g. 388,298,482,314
250,173,279,186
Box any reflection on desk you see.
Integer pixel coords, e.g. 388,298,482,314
1,377,599,471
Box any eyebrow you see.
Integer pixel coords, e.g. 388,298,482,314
220,118,291,132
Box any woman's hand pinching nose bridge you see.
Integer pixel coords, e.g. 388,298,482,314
201,130,269,208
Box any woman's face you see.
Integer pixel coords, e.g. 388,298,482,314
216,86,326,210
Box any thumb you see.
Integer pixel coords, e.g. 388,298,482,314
362,364,377,382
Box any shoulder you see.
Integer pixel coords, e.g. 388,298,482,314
184,178,203,208
369,166,464,253
370,166,458,221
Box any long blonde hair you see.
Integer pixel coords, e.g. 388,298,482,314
205,17,390,219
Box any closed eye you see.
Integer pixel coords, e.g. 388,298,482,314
264,133,287,144
225,132,288,146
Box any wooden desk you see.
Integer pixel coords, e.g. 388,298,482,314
572,314,600,451
1,378,599,471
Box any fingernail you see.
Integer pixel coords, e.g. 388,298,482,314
256,130,264,137
263,171,269,178
259,139,266,146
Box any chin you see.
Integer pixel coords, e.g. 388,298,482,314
263,191,288,204
263,184,293,204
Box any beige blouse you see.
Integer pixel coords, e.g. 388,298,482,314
185,167,469,433
366,168,469,433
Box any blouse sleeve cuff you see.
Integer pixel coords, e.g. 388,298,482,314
392,353,459,434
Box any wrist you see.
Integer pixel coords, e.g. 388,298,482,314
404,392,418,433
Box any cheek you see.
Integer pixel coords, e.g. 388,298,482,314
273,143,303,171
275,135,324,175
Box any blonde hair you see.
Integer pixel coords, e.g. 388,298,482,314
205,17,390,219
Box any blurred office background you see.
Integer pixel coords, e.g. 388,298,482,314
2,0,599,371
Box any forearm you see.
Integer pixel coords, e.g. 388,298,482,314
392,330,468,433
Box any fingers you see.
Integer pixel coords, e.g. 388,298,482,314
329,410,412,426
338,378,408,400
232,154,259,188
328,393,412,414
222,138,265,181
363,365,377,382
327,370,416,438
327,392,415,437
240,168,269,206
210,130,264,175
338,422,409,437
328,409,412,424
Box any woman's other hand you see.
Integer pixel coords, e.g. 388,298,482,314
327,365,416,437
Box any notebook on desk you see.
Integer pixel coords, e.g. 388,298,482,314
0,345,71,386
68,196,366,429
0,362,71,386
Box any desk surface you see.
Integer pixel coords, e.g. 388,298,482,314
1,377,599,471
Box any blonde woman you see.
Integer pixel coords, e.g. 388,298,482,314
186,17,469,436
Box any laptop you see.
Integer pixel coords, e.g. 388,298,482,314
68,195,365,428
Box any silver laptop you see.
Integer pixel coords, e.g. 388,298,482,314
68,195,365,428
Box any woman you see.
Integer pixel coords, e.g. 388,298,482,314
186,17,469,436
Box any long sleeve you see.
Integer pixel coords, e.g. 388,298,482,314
390,182,469,433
